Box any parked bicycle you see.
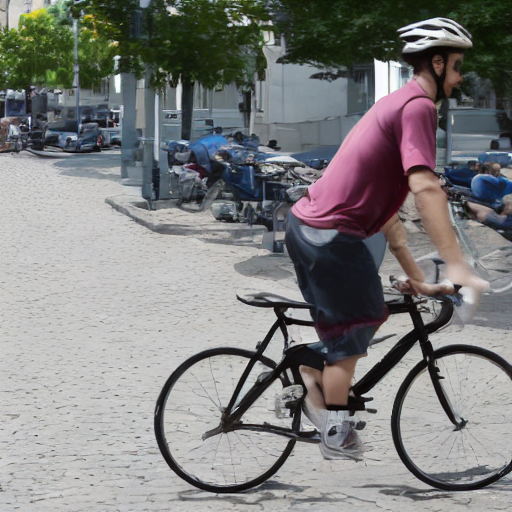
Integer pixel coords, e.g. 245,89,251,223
449,193,512,293
154,269,512,493
419,175,512,294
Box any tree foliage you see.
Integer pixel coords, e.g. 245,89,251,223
0,8,73,90
82,0,269,89
273,0,512,98
0,1,116,91
82,0,269,138
149,0,268,89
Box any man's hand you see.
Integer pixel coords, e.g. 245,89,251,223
443,262,490,293
394,277,455,296
408,169,490,292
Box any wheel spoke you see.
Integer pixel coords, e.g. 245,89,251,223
392,346,512,490
155,348,295,492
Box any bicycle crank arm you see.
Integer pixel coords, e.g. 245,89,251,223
225,422,321,444
202,424,224,441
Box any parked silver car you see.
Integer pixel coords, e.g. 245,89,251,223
45,119,102,152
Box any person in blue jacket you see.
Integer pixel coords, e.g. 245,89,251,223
467,194,512,239
471,163,512,203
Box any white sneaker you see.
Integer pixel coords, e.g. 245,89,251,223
320,411,365,461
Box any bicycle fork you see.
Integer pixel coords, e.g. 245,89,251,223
412,308,467,431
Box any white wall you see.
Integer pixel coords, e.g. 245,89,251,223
374,59,412,102
261,46,347,125
254,44,350,152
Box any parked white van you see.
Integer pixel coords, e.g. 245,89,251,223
437,108,511,165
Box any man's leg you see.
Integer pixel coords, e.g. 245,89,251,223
318,355,367,461
322,354,363,406
299,366,324,409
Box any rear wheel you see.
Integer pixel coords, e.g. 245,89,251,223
154,347,297,493
392,345,512,490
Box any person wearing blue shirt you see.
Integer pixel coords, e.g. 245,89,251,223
445,161,479,188
471,163,512,203
467,194,512,239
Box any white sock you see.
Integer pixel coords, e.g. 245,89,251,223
327,410,348,424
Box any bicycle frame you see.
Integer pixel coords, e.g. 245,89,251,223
203,294,458,443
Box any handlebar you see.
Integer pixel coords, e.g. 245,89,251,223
389,275,463,305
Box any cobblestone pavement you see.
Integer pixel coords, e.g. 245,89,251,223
1,151,512,512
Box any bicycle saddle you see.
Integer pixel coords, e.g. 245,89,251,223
236,292,314,309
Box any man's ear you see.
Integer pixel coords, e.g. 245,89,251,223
432,55,445,77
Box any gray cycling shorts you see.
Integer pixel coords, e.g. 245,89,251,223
285,211,387,364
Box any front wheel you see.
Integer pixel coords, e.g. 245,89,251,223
392,344,512,491
154,347,297,493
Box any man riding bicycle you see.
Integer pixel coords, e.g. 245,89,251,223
285,17,490,461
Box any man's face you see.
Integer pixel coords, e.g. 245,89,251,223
432,52,465,97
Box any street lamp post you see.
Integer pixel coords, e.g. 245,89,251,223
73,17,81,137
72,0,88,138
139,0,156,205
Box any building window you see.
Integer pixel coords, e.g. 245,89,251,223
194,84,209,110
347,64,375,115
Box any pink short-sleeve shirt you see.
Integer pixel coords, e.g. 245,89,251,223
292,79,437,238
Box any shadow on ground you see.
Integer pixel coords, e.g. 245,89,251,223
234,254,295,282
50,151,122,181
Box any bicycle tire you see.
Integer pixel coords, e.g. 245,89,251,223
154,347,297,493
392,344,512,491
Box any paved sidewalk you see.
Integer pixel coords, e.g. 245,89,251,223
1,151,512,512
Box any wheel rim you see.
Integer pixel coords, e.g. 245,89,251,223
394,349,512,489
156,350,295,491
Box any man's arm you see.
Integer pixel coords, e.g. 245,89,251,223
381,214,453,295
381,214,424,281
466,201,493,223
408,167,489,291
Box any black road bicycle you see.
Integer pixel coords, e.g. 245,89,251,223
154,282,512,493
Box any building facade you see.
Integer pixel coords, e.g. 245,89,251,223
0,0,49,30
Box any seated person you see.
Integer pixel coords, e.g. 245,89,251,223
471,163,512,204
444,160,479,187
467,194,512,237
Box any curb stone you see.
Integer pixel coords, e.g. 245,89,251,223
105,195,268,246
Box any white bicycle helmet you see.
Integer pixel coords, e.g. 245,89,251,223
398,17,472,53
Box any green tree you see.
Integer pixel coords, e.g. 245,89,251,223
0,1,115,93
0,8,73,91
46,0,117,89
84,0,269,139
272,0,512,101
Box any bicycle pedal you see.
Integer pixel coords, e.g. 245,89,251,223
275,385,304,419
285,399,302,410
349,420,366,431
346,395,373,411
366,408,377,414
